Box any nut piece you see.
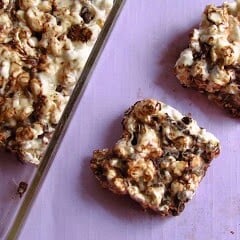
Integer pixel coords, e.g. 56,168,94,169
91,99,220,216
175,0,240,117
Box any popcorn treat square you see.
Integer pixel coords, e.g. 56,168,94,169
91,99,220,216
175,0,240,117
0,0,113,165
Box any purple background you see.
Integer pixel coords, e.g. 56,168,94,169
19,1,240,239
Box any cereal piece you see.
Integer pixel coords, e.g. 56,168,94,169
0,0,113,165
175,0,240,117
90,99,220,216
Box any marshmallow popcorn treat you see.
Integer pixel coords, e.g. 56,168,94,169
0,0,113,165
91,99,220,216
175,0,240,117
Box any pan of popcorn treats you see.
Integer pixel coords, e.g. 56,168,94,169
0,0,125,239
0,0,118,165
175,0,240,117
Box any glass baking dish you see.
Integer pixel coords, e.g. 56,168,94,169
0,1,125,239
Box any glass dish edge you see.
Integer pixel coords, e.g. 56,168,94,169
5,1,126,239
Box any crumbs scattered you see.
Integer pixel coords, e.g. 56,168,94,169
17,182,28,198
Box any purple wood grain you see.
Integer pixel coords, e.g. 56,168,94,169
19,1,239,239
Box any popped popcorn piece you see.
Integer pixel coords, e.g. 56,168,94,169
91,99,220,216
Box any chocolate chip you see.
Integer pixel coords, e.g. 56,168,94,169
182,116,192,125
39,47,47,55
152,158,162,169
201,152,212,163
22,66,31,72
163,148,179,158
173,194,180,204
94,166,104,176
178,202,185,213
33,31,42,41
155,102,161,110
142,104,155,115
31,95,47,121
161,199,171,205
24,57,39,68
56,85,63,92
172,195,185,214
159,126,163,135
0,0,4,9
15,0,20,10
8,40,18,49
56,18,61,26
94,166,107,182
119,161,128,178
171,209,179,216
183,129,190,135
67,25,92,42
181,149,192,159
190,147,198,156
131,132,138,146
8,92,14,98
200,42,212,60
80,6,95,24
152,116,159,122
38,133,44,139
193,51,202,60
176,121,186,130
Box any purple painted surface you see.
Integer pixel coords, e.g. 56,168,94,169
16,0,239,239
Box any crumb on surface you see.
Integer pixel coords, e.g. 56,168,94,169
17,181,28,198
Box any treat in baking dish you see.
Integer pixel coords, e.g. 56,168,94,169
91,99,220,216
175,0,240,117
0,0,113,165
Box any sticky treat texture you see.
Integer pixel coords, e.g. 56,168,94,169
175,0,240,117
91,99,220,216
0,0,113,164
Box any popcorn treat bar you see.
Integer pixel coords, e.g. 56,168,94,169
91,99,220,216
0,0,113,165
175,0,240,117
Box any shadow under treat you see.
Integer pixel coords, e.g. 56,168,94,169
79,115,170,224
